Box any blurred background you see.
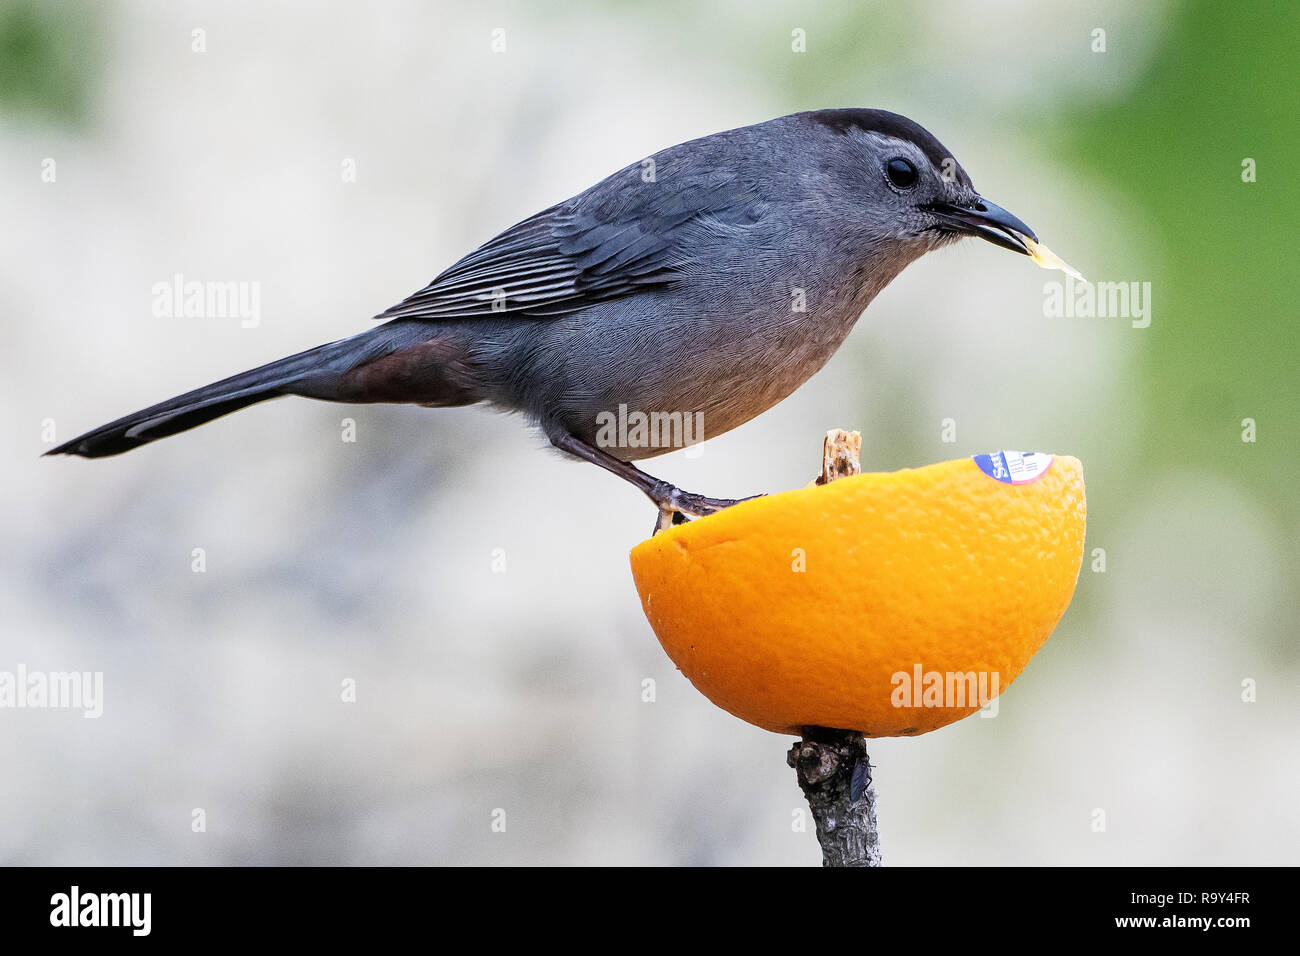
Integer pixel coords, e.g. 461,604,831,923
2,0,1296,865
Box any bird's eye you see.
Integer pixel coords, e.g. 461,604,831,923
886,157,918,189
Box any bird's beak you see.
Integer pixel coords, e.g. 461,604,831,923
925,197,1038,255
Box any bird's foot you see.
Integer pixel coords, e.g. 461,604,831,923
648,482,763,534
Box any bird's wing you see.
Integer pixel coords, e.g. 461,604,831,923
373,171,762,321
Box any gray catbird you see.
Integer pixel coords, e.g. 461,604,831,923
48,108,1041,522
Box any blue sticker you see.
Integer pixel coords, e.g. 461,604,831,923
973,451,1054,485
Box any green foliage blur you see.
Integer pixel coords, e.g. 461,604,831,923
1061,2,1299,516
0,0,101,124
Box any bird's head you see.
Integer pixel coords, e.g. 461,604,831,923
805,108,1038,260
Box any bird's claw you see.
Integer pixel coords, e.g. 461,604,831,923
649,483,765,534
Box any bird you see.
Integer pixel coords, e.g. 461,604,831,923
47,108,1041,527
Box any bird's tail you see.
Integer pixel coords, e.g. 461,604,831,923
46,336,372,458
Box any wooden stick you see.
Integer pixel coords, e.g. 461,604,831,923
786,429,882,867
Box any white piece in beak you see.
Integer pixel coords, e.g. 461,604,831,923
1022,235,1084,281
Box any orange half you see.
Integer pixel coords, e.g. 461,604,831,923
630,453,1086,736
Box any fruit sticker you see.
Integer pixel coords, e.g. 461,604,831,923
973,450,1054,485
